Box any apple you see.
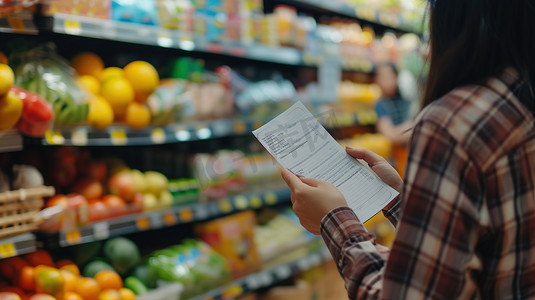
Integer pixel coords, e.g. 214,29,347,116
46,195,68,208
88,200,109,222
0,292,22,300
102,195,127,218
159,190,173,209
81,160,107,181
108,172,135,202
144,171,168,196
130,169,147,193
142,193,158,212
128,192,144,213
72,178,103,201
49,163,77,187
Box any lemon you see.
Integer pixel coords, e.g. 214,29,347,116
123,61,159,102
0,90,23,130
0,63,14,96
71,52,104,79
77,75,100,95
125,102,151,129
88,96,114,129
100,67,124,82
101,77,134,119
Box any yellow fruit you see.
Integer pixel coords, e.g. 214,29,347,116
100,67,124,82
35,266,64,295
75,277,101,300
77,75,100,95
125,102,150,129
101,77,134,119
123,61,159,102
98,289,121,300
118,288,135,300
60,269,78,292
88,96,114,129
0,90,23,130
0,63,15,96
71,52,104,79
63,292,83,300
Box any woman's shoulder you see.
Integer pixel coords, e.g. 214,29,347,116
416,75,534,170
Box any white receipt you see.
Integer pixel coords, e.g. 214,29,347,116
252,101,398,222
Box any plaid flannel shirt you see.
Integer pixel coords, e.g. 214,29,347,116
321,68,535,299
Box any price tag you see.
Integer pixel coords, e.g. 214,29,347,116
0,242,16,258
250,196,262,208
71,128,88,146
245,275,261,290
221,285,243,297
163,212,177,226
234,121,247,134
234,195,248,210
264,191,277,205
157,32,173,48
309,253,322,266
45,130,65,145
219,199,232,213
65,230,81,245
149,213,164,228
175,127,191,141
206,43,224,53
7,16,25,31
136,217,150,231
93,222,110,240
110,129,127,145
297,256,310,271
64,19,81,35
229,47,246,56
151,128,166,144
179,209,193,222
274,265,292,279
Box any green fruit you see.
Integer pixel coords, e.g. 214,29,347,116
103,237,140,275
71,241,103,267
83,260,115,278
124,276,148,295
131,265,158,289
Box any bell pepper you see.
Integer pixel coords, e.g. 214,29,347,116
11,85,54,137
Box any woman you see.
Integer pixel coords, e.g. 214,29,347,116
281,1,535,299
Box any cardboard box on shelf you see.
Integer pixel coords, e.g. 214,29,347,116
195,210,261,279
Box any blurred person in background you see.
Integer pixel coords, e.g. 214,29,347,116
282,1,535,299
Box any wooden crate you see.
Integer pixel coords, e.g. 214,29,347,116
0,186,55,238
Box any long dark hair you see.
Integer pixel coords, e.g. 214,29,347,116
423,1,535,114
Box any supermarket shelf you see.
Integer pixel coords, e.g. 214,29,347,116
189,241,332,300
33,110,374,146
37,186,291,248
51,13,312,67
0,129,23,152
0,233,37,260
285,0,422,34
0,10,38,34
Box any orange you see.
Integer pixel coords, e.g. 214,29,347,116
100,67,124,82
77,75,100,95
94,270,123,290
60,270,77,292
0,63,14,96
71,52,104,79
97,289,121,300
100,77,134,118
87,96,114,129
0,286,26,299
28,294,56,300
124,102,151,129
61,292,83,300
123,61,159,102
75,278,101,300
19,266,35,291
118,288,135,300
58,264,80,277
24,250,55,268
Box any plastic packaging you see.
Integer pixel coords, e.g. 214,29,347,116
11,43,89,127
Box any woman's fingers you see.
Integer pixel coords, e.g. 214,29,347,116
281,169,303,191
300,177,323,187
345,146,386,167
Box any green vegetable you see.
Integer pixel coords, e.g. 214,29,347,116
124,276,148,295
103,237,141,275
83,260,115,278
131,265,158,289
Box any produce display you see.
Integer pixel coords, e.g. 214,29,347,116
0,248,136,300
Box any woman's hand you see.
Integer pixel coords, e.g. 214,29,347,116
281,169,348,235
345,147,403,210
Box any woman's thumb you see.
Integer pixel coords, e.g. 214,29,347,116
300,177,323,187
